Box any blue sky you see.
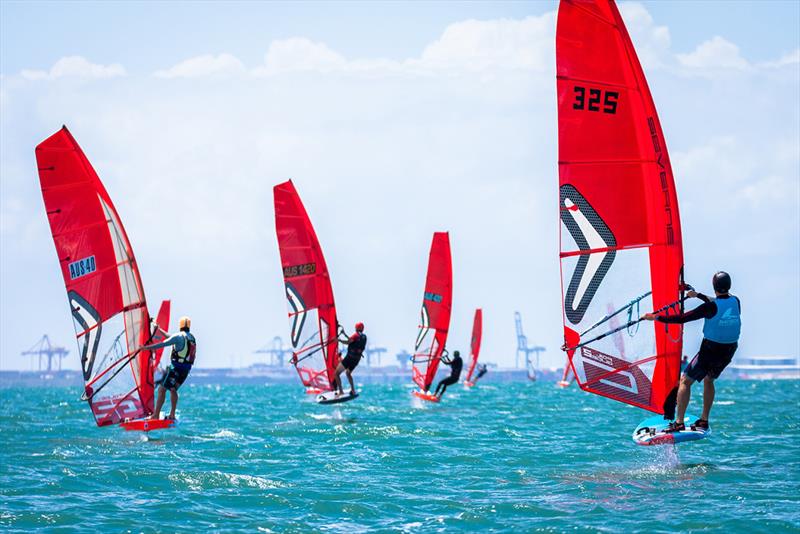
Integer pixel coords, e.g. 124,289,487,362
3,1,798,71
1,1,798,371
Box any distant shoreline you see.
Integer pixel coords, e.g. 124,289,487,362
1,364,795,388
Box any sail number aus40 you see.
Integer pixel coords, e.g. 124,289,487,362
572,86,618,114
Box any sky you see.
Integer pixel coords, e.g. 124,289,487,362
1,1,798,371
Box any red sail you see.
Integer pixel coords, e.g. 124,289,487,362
273,180,340,391
556,0,684,414
36,126,158,426
465,308,482,383
412,232,453,392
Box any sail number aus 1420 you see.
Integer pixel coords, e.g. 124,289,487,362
572,86,618,114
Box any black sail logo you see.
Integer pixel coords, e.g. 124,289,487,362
415,304,430,351
285,282,307,348
68,290,102,381
560,184,616,324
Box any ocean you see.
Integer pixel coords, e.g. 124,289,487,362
1,380,798,532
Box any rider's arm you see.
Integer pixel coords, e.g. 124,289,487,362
656,301,716,324
339,332,357,345
144,333,183,351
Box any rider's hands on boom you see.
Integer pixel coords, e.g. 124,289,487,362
641,286,697,321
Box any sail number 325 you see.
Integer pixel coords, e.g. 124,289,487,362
573,86,618,114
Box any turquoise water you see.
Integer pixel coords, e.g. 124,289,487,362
1,381,798,532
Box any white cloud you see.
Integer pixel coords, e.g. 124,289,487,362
255,38,347,75
164,13,557,79
21,56,126,80
677,36,750,71
674,135,799,217
760,48,800,69
413,15,555,72
154,53,246,79
618,2,672,69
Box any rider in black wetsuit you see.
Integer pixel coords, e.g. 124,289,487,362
434,350,463,398
332,322,367,396
643,271,741,432
474,363,488,382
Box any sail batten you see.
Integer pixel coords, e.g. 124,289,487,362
556,0,684,415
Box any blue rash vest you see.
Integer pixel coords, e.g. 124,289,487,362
702,295,741,344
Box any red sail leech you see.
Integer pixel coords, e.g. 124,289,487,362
36,126,161,426
464,308,482,386
273,180,341,392
556,0,684,414
412,232,453,394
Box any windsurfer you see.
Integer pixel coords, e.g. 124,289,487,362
473,363,488,383
144,316,197,420
434,350,463,398
333,322,367,396
643,272,741,431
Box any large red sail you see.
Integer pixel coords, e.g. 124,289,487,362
465,308,482,383
36,126,159,426
273,180,340,391
412,232,453,392
556,0,684,414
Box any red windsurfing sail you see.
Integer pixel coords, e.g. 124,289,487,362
556,0,684,414
412,232,453,392
274,180,340,392
465,308,482,383
36,126,161,426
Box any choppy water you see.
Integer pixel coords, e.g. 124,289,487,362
1,380,798,532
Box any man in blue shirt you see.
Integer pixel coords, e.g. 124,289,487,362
144,316,196,420
643,271,741,432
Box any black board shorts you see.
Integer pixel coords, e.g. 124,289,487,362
685,339,737,382
342,353,361,372
160,364,192,390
